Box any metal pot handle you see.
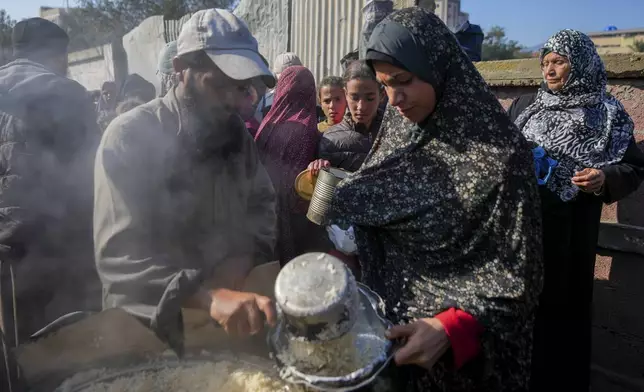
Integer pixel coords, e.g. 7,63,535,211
30,311,97,341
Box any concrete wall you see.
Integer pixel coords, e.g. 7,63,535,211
122,16,167,96
477,53,644,391
234,0,289,71
67,44,115,92
118,5,285,97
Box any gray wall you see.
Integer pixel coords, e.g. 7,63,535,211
67,44,116,91
234,0,290,71
122,15,167,96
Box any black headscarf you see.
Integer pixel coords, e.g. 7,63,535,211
330,8,543,391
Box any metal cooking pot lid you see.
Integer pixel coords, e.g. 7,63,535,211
268,283,395,392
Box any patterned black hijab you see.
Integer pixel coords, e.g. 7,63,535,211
515,29,634,201
329,8,543,391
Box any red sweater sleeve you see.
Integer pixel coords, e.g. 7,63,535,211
435,308,484,369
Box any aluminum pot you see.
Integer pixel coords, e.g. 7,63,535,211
53,352,283,392
269,253,400,391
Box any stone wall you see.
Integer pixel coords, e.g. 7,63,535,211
477,53,644,391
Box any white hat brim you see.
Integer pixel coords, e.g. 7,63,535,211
206,49,276,89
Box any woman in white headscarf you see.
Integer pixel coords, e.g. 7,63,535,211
254,52,303,121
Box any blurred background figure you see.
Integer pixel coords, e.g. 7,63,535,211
98,81,118,112
157,41,178,97
89,89,101,110
96,81,118,131
255,52,302,120
454,21,484,62
359,0,394,59
96,82,115,131
340,50,359,72
273,52,303,79
119,73,156,104
240,83,261,137
0,17,101,350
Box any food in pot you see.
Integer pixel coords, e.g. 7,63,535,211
278,332,359,376
58,357,306,392
276,303,388,378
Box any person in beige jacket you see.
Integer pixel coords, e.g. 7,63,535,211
94,9,277,351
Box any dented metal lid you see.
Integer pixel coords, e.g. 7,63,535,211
274,253,359,341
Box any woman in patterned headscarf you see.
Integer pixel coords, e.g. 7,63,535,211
508,30,644,392
328,7,543,391
255,66,327,266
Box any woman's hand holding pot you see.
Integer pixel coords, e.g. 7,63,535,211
386,318,450,370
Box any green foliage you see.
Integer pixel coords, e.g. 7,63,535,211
629,40,644,53
0,9,15,48
481,25,528,61
0,9,15,66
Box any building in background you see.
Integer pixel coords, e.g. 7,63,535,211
588,28,644,54
39,6,66,25
37,6,120,91
434,0,468,31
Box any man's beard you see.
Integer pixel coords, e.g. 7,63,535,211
179,77,245,160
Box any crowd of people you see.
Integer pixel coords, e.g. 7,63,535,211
1,5,643,392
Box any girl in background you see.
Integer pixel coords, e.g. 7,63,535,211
317,76,347,132
310,60,384,173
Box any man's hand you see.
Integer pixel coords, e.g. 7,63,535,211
209,288,277,337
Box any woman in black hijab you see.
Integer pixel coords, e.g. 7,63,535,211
329,8,543,391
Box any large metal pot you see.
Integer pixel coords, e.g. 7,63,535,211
17,263,283,392
53,352,285,392
16,260,401,391
268,253,401,392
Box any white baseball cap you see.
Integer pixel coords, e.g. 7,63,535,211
273,52,302,77
177,9,275,88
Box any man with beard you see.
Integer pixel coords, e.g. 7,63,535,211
94,9,277,349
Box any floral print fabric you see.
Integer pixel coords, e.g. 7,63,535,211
329,7,543,391
515,29,634,201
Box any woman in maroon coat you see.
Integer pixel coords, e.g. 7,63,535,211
255,66,327,265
